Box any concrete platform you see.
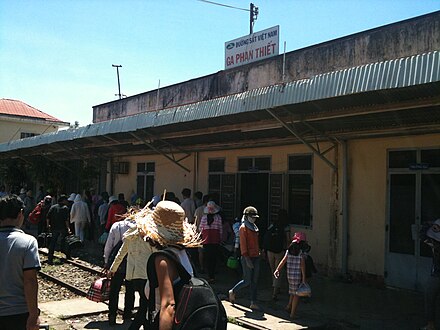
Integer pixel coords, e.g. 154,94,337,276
37,241,429,330
40,297,108,318
39,276,426,330
40,296,315,330
70,320,248,330
40,293,139,318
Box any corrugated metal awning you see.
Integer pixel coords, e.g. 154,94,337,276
0,51,439,158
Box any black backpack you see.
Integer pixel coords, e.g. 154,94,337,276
304,254,317,279
263,224,285,253
147,248,228,330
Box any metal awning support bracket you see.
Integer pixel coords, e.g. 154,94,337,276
129,132,191,173
53,142,104,168
266,109,337,171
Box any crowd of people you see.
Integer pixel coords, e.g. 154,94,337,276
4,183,440,329
99,187,316,327
0,184,317,329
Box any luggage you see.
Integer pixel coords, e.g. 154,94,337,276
29,202,44,225
86,277,111,302
37,232,52,248
65,234,82,249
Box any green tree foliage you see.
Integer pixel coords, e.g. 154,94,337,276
27,157,67,193
0,159,29,191
0,157,100,195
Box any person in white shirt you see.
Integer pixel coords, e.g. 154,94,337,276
180,188,195,224
70,194,91,242
103,219,136,326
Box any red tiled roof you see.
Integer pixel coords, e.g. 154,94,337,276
0,98,66,124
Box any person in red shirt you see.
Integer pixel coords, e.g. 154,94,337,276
105,196,127,232
228,206,262,311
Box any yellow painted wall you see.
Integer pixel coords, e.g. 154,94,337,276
113,142,336,268
348,134,440,276
113,133,440,278
113,154,196,202
0,118,58,143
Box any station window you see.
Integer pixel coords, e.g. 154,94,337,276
20,132,38,139
136,162,155,203
208,158,235,221
208,158,225,196
208,158,225,173
421,149,440,168
238,156,271,172
288,154,313,227
388,150,417,168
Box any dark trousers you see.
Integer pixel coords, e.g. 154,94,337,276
48,230,70,262
0,312,28,330
204,244,219,279
425,275,440,322
109,272,135,318
37,218,47,235
129,279,148,330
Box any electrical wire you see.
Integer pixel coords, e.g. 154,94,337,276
197,0,249,12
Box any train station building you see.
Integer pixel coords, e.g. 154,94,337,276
0,11,439,291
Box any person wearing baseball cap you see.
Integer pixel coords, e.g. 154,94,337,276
229,205,262,311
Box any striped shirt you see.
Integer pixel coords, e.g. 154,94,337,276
199,214,223,244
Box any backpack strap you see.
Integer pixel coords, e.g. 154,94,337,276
146,248,192,325
147,248,192,288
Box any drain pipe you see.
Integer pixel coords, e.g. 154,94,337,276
193,152,199,194
341,140,349,275
108,158,114,195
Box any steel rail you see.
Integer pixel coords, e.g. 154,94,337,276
38,248,104,276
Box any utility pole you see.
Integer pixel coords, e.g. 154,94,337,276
249,3,258,34
112,64,122,99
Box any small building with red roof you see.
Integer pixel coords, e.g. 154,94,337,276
0,99,69,143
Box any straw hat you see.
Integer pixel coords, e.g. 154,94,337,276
136,200,202,248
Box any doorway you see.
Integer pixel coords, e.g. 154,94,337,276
239,173,269,230
386,149,440,290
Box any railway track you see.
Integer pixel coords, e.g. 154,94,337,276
38,248,105,299
37,245,136,327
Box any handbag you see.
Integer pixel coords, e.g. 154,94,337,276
86,277,111,302
295,282,311,297
226,256,239,269
98,232,109,245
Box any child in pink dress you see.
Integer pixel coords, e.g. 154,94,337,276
274,232,307,319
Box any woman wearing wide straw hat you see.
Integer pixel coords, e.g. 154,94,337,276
199,201,222,283
138,200,202,330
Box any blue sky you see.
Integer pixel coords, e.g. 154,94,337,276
1,0,439,126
